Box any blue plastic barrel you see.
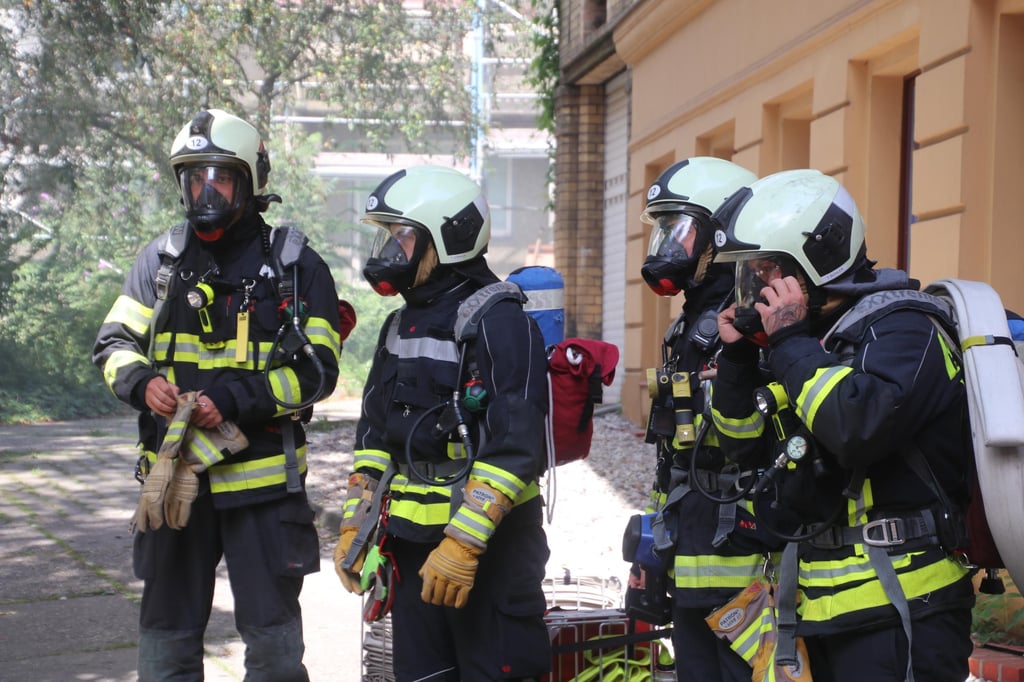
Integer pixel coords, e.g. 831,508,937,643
508,266,565,347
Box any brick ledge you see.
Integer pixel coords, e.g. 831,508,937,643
970,642,1024,682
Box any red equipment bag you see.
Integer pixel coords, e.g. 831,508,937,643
546,338,619,466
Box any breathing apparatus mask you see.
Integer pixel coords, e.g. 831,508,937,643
180,164,250,242
362,222,430,296
641,211,712,296
731,252,803,342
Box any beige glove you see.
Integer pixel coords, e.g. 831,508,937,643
333,526,365,594
333,473,379,594
133,392,197,532
164,457,200,530
180,420,249,473
419,480,513,608
133,451,175,533
419,536,484,608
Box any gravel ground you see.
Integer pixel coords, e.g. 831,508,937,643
302,408,653,602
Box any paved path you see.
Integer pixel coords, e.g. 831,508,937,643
0,412,364,682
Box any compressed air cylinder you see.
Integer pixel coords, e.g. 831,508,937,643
508,266,565,347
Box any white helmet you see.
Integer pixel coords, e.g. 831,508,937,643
169,109,271,240
360,165,490,295
712,169,867,287
362,165,490,264
640,157,757,295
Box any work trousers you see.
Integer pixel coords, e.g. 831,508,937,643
388,496,551,681
133,485,320,681
671,605,751,682
803,607,973,682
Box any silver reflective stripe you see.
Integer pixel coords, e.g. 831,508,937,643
385,312,459,363
523,288,564,311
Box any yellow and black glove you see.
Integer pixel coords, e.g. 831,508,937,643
333,472,378,594
133,392,197,532
419,479,512,608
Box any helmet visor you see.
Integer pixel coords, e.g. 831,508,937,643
180,165,246,215
735,253,801,308
647,213,702,258
369,223,423,264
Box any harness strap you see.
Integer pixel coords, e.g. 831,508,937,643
341,462,397,573
805,509,939,551
281,416,302,493
774,541,800,667
866,542,916,682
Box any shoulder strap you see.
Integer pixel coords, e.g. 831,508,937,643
822,289,953,351
148,222,191,360
454,281,527,343
269,225,308,302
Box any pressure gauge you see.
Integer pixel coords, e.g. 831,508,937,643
785,434,809,462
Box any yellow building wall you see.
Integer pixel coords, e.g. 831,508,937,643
600,0,1024,426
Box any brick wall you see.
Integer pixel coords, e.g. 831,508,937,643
554,82,606,339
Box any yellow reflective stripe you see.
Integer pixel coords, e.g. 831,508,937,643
470,461,528,500
267,366,301,406
104,295,153,335
103,349,150,389
674,553,763,589
937,332,959,380
387,496,453,526
304,316,341,359
450,505,496,543
794,366,852,429
731,608,770,664
798,555,969,623
353,449,392,474
155,333,276,369
647,490,667,513
185,428,224,467
342,497,362,522
711,407,765,440
207,446,308,493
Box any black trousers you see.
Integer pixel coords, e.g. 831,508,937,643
133,487,320,633
803,607,974,682
671,604,752,682
389,497,551,682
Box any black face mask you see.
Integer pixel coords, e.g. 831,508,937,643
641,255,698,296
362,259,418,296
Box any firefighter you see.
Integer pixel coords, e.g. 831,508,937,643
710,169,975,682
629,157,777,682
332,165,551,681
93,108,341,680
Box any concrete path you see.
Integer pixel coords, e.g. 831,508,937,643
0,410,365,682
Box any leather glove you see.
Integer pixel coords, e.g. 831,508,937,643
419,479,513,608
133,451,174,533
419,535,484,608
333,472,379,594
164,456,199,530
333,526,365,594
180,420,249,473
133,392,197,532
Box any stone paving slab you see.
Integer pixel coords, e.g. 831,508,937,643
0,414,364,681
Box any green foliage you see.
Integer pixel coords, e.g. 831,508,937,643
335,285,402,397
524,0,560,136
973,578,1024,646
0,1,494,423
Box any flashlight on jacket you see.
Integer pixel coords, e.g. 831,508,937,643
646,369,695,446
186,282,215,333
